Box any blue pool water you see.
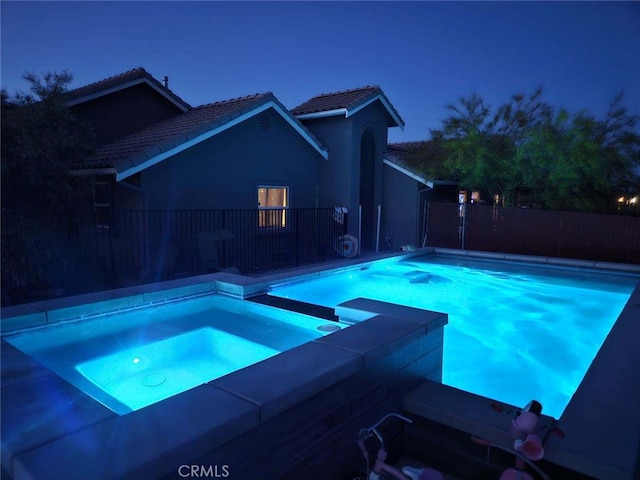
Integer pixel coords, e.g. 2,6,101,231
6,295,343,414
269,255,638,418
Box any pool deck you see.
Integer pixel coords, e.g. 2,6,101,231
1,248,639,479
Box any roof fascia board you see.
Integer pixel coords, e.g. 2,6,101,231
117,101,328,182
66,78,189,112
294,108,348,120
349,95,405,130
383,158,432,188
295,96,404,130
270,103,328,160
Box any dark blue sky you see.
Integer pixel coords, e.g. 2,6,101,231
2,1,639,143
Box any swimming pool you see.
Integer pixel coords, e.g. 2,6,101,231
269,254,639,418
5,294,343,414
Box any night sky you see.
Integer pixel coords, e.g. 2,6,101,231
2,1,639,143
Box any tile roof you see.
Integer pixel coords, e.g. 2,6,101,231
386,141,431,165
292,86,379,115
291,85,405,128
64,67,191,111
86,92,327,179
385,141,457,185
384,142,431,185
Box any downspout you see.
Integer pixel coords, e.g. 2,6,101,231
375,204,381,252
358,205,362,256
417,187,430,247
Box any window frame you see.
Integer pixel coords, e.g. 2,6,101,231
257,185,290,228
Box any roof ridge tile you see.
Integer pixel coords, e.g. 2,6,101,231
313,85,379,98
193,92,271,110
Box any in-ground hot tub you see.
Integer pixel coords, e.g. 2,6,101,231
1,267,447,480
4,293,343,415
75,327,281,414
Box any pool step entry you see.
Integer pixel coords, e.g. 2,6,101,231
248,294,339,321
335,297,447,326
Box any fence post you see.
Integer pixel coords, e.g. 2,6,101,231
295,209,300,267
108,210,117,289
557,213,564,258
459,202,467,250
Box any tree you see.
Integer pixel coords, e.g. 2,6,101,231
1,71,96,305
595,93,640,210
424,93,523,206
1,71,95,212
519,95,640,212
410,89,640,212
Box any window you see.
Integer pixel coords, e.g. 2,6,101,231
258,186,289,228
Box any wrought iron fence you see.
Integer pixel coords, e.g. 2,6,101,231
424,202,640,264
1,208,348,306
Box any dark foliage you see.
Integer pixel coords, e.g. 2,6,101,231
411,89,640,213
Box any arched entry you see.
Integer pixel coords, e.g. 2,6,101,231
359,129,376,252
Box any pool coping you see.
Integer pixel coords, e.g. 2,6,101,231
2,248,639,479
2,247,638,334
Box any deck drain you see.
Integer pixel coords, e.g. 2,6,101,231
317,324,341,333
142,374,166,387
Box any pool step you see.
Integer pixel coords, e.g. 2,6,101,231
247,294,338,321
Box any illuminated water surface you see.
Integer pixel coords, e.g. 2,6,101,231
269,255,638,418
7,296,337,414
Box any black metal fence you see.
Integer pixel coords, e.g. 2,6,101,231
425,202,640,264
1,208,348,306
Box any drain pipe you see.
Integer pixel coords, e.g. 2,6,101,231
358,205,362,255
417,187,430,247
375,204,381,252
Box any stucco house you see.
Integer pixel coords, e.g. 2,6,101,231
3,67,462,301
290,86,405,251
66,68,441,252
49,67,454,288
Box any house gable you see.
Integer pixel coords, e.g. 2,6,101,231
66,68,191,146
140,107,324,210
385,141,458,187
85,93,328,182
383,158,432,188
291,85,405,130
65,67,190,111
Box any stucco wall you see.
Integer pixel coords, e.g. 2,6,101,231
382,164,421,249
140,108,323,210
298,116,354,209
300,101,393,250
